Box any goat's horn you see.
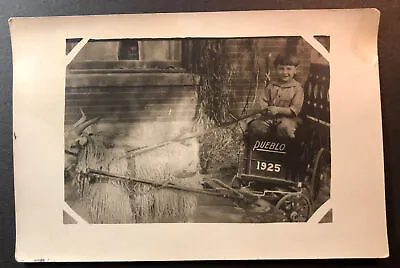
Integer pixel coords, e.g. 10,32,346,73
72,108,87,128
74,117,100,134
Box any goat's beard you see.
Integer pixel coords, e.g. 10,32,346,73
75,135,108,173
69,136,110,196
72,135,129,194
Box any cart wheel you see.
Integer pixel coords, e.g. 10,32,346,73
231,175,243,189
309,148,330,201
276,192,312,222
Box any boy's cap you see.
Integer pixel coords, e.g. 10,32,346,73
274,54,300,67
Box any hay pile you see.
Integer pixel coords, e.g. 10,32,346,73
199,124,243,172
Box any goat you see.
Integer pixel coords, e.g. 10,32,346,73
64,110,132,224
64,110,201,223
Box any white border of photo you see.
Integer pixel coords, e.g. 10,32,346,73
10,9,387,261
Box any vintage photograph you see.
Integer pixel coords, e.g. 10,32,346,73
63,36,331,224
11,10,388,261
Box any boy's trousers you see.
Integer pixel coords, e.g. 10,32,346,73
247,116,302,139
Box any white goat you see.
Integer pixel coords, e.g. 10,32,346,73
64,110,132,224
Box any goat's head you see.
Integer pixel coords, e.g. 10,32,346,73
65,109,100,171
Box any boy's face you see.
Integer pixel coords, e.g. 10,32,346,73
276,64,297,82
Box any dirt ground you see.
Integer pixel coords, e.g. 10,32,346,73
192,166,331,223
64,165,331,224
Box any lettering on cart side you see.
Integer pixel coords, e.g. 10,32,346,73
252,140,286,153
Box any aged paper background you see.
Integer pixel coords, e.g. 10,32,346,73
10,9,388,261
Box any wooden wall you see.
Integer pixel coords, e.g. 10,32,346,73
65,37,330,126
65,40,197,125
65,72,197,124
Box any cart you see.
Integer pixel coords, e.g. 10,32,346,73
230,124,331,222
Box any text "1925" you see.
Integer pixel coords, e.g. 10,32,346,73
256,161,281,172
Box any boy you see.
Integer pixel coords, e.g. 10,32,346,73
248,53,304,139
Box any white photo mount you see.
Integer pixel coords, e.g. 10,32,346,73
10,9,387,261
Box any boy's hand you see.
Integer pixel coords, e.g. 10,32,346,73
261,109,270,116
267,106,281,116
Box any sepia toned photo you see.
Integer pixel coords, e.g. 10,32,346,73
64,36,331,224
11,10,387,261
